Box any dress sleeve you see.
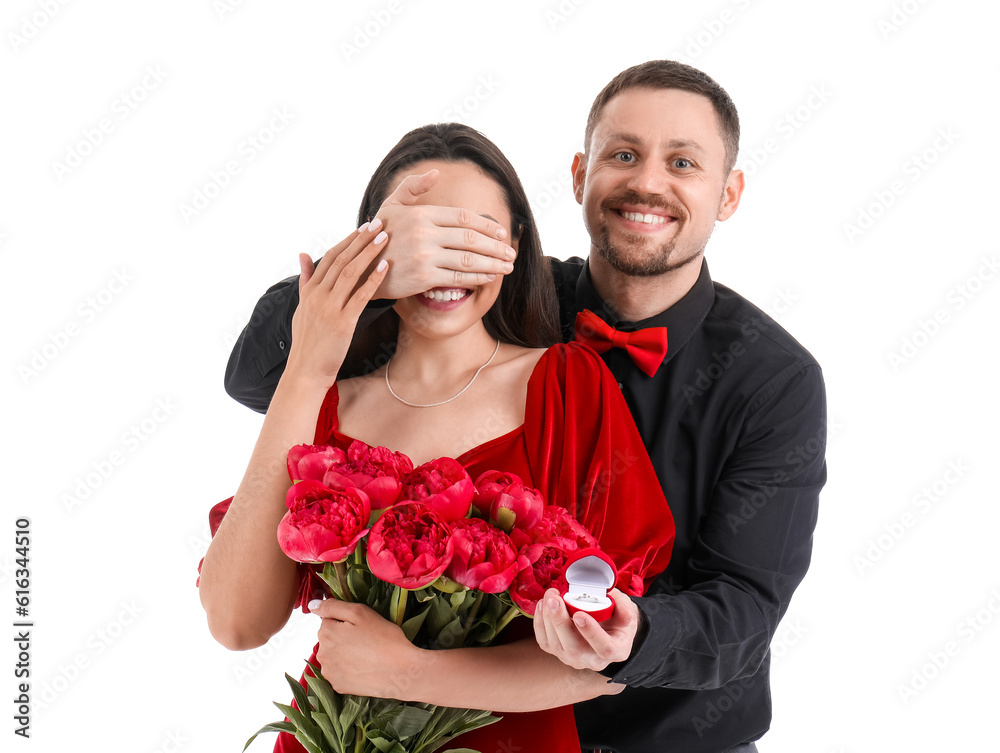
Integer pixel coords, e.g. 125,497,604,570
523,343,674,592
195,499,328,613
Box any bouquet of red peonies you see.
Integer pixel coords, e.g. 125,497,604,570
247,441,625,753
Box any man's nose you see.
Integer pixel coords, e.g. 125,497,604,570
626,158,670,195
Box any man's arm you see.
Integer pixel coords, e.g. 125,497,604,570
536,364,827,689
311,598,622,712
224,171,517,413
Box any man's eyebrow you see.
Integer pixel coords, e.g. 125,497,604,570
603,133,707,153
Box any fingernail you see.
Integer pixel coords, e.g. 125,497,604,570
369,217,383,232
358,222,370,233
502,262,513,273
574,612,587,627
486,273,496,281
547,595,561,613
376,259,387,272
496,227,507,239
374,230,387,245
308,599,323,611
505,247,516,260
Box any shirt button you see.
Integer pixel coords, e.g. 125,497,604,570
278,340,286,350
617,382,623,390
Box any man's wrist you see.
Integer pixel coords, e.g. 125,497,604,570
598,608,649,680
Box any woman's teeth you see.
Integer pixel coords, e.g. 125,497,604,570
621,211,669,225
421,288,470,301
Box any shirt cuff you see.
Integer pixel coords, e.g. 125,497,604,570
599,596,679,685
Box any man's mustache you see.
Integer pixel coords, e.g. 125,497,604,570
600,191,687,222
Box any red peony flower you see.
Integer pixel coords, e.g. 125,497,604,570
473,470,545,533
277,480,371,564
323,440,413,510
400,457,475,522
510,544,571,616
509,505,598,552
287,444,348,483
445,517,526,593
367,502,455,590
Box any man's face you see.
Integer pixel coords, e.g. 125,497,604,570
573,87,743,278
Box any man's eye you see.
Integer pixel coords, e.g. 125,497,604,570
674,158,692,169
615,152,635,163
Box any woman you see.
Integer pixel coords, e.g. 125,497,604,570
198,123,674,751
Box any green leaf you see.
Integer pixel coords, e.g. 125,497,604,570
243,721,296,751
310,711,344,753
449,590,472,611
400,605,431,643
367,735,408,753
304,665,343,734
274,703,323,750
285,672,313,717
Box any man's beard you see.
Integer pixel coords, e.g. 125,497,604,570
591,190,708,277
594,225,707,277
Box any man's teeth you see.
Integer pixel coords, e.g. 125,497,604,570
620,211,670,225
422,288,470,301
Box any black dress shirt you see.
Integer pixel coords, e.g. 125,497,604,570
223,257,827,753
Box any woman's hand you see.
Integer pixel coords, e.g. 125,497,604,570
284,222,390,388
310,598,421,700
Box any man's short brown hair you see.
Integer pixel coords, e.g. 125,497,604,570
584,60,740,173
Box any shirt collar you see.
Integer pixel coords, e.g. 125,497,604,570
575,257,715,362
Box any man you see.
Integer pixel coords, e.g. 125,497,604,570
224,61,826,753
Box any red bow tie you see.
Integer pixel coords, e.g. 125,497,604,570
574,309,668,377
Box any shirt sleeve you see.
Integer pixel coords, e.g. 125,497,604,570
606,363,827,689
223,272,395,414
524,342,675,591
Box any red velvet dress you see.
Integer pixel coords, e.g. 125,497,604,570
205,343,674,752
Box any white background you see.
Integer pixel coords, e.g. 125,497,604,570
3,1,999,751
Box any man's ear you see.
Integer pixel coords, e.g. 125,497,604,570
571,152,587,205
717,168,745,221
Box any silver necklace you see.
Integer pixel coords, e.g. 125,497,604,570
385,339,501,408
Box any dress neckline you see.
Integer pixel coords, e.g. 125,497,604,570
326,383,526,466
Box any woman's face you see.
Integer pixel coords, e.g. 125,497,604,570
390,159,517,342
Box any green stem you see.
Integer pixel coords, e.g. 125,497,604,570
354,725,365,753
495,605,522,637
460,590,485,643
334,561,352,602
390,586,408,626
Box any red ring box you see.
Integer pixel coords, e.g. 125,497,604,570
560,547,616,622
